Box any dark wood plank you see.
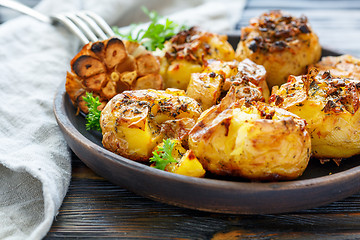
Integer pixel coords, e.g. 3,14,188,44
46,153,360,239
247,0,360,9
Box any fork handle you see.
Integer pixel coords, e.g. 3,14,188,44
0,0,51,23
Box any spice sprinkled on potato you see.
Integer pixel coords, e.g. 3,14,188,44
270,68,360,159
236,10,321,88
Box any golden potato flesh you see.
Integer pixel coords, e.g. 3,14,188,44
100,89,202,161
153,139,206,178
270,68,360,159
188,89,311,180
172,150,205,177
159,27,235,90
235,10,321,88
313,54,360,80
66,38,162,113
186,59,269,110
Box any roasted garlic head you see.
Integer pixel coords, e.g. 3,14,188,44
188,89,311,180
159,27,235,90
100,89,202,161
270,68,360,159
235,10,321,88
66,38,162,113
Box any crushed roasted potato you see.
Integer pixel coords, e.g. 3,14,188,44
158,27,235,90
313,54,360,80
270,68,360,159
188,88,311,180
186,58,269,110
66,37,162,113
235,10,321,88
100,89,202,161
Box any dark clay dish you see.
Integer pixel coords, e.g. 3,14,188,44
53,35,360,214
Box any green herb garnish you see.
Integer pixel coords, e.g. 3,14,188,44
83,92,102,131
150,139,178,170
113,6,187,51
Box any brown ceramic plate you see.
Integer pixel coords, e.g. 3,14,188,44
54,35,360,214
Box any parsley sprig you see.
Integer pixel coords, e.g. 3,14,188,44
113,7,187,51
150,139,178,170
82,92,102,131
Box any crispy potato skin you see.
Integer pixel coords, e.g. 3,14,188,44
270,68,360,158
188,89,311,180
235,10,321,88
66,38,162,113
100,89,202,161
313,54,360,80
186,59,269,110
159,27,235,90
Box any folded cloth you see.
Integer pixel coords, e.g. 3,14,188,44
0,0,246,239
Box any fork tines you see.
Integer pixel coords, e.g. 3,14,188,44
52,11,115,44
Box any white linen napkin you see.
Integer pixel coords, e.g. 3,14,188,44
0,0,246,239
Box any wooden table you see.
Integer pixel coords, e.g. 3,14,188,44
45,0,360,238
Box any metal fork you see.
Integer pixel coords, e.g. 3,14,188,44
0,0,115,44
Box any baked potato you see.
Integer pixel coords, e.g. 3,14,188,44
235,10,321,88
186,58,269,110
100,89,202,161
66,37,162,113
313,54,360,80
188,88,311,180
152,139,206,178
159,27,235,90
270,68,360,159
